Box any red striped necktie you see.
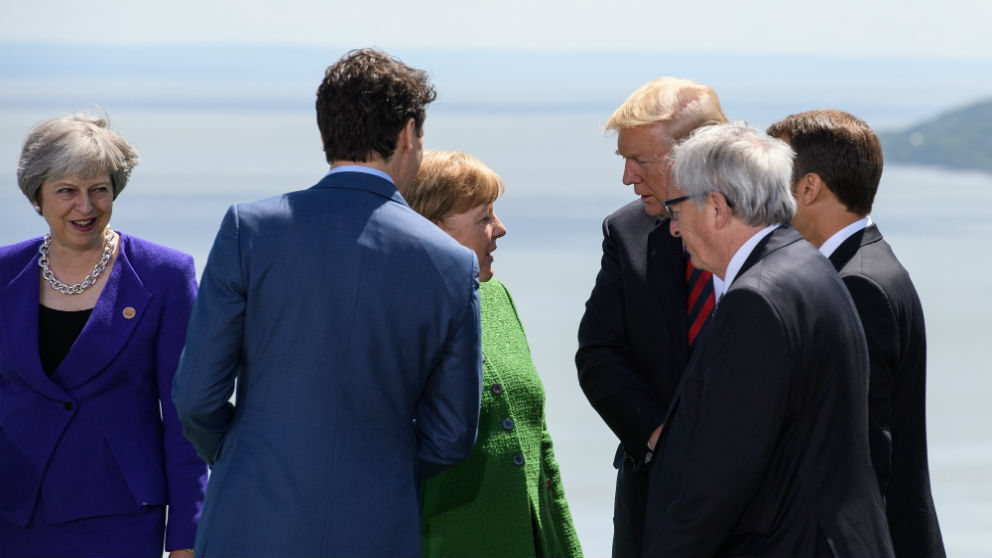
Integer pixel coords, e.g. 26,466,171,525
686,257,715,348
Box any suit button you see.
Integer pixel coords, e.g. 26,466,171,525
513,453,524,466
63,402,73,411
491,383,503,395
502,417,514,430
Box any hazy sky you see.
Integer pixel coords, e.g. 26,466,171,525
2,0,990,60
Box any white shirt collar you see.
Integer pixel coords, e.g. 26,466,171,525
326,165,394,185
711,272,726,303
723,223,781,288
818,216,871,258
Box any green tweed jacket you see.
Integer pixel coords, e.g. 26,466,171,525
421,279,583,557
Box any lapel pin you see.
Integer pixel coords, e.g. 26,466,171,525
122,307,136,319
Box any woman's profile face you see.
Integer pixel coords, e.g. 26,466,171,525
37,173,114,253
437,202,507,282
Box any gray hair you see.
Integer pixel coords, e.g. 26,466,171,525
672,121,796,227
17,114,140,204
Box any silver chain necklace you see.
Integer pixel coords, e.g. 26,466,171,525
38,228,115,295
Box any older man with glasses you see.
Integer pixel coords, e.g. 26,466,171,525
643,122,894,557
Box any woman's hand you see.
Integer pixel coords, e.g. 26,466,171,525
169,549,194,558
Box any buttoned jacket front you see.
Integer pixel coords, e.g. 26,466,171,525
0,233,206,549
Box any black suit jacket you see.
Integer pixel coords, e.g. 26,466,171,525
576,200,689,466
644,226,894,557
829,224,945,557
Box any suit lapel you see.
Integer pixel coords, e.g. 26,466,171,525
0,249,70,402
733,225,802,287
648,219,687,321
51,237,152,389
828,224,880,271
646,217,691,435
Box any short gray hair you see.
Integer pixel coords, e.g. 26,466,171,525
17,114,140,204
672,122,796,227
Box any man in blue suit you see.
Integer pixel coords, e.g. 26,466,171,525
172,49,483,558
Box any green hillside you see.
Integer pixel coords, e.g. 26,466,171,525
879,99,992,173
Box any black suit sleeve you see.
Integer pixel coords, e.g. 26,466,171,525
576,218,668,464
844,273,945,556
843,274,897,495
646,290,792,556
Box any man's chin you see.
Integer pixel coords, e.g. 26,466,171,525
642,201,666,218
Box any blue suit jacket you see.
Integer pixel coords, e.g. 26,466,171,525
0,233,206,550
172,171,483,558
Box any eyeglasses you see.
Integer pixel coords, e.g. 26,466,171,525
663,192,734,220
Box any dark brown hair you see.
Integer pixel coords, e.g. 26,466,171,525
316,49,437,164
767,109,882,215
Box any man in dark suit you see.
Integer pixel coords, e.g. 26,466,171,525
644,122,894,556
575,77,728,556
768,109,945,557
172,49,483,557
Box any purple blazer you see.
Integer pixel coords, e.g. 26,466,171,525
0,233,206,550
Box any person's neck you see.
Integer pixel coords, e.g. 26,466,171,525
331,159,389,173
812,211,864,248
712,222,768,280
331,158,405,191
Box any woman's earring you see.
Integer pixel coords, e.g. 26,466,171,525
33,205,42,214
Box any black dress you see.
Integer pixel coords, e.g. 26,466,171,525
38,305,92,376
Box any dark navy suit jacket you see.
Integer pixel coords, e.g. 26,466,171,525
575,200,690,556
576,200,689,466
830,224,945,557
644,226,894,557
172,171,483,558
0,233,206,549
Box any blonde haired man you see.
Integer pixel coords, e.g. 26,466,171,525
576,77,727,556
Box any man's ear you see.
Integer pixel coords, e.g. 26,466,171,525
711,191,734,229
396,118,416,154
795,173,826,206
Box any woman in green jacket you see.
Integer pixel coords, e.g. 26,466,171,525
406,150,582,558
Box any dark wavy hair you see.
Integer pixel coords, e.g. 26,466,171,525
316,49,437,164
767,110,882,215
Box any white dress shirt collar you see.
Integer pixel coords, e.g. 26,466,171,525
819,216,872,258
723,223,781,288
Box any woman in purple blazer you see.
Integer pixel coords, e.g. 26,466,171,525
0,115,207,557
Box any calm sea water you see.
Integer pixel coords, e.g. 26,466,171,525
1,108,989,555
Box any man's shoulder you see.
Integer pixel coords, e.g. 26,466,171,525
839,247,923,325
372,202,478,279
838,234,913,287
725,230,862,343
604,200,660,231
230,178,396,223
735,228,838,295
